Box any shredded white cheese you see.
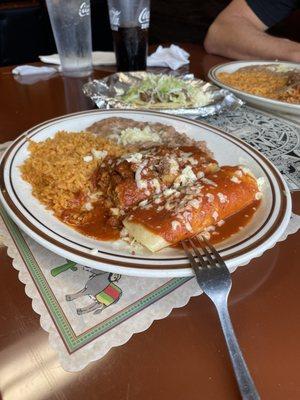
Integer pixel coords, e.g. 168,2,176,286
83,155,93,162
110,208,120,216
138,199,148,207
91,149,107,160
182,211,192,221
151,178,161,194
239,165,255,178
120,227,129,238
217,192,228,203
174,165,197,187
206,193,214,203
163,188,176,197
89,191,103,200
212,211,219,221
202,177,218,187
188,157,198,166
185,221,193,232
255,192,263,200
189,199,201,209
257,177,265,191
84,202,93,211
230,176,241,184
135,160,148,189
234,170,243,178
180,152,193,159
171,220,181,230
124,152,143,163
206,225,216,232
165,202,174,211
169,159,179,175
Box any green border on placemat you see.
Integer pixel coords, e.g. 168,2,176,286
0,203,192,353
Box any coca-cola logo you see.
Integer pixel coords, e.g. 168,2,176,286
138,7,150,26
109,8,121,29
79,2,90,17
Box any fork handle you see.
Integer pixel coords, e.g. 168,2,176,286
215,303,260,400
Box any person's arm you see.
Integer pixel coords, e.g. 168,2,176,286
204,0,300,62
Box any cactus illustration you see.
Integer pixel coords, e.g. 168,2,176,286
51,260,77,277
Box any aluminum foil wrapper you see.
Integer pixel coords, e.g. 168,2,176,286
83,72,243,117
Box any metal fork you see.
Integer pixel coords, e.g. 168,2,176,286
182,236,260,400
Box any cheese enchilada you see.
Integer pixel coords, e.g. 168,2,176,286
124,166,260,252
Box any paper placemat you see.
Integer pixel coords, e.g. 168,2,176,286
1,106,299,371
0,204,200,371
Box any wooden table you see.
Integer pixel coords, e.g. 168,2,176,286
0,44,299,400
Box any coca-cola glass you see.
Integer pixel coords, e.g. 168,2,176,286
46,0,93,77
107,0,150,72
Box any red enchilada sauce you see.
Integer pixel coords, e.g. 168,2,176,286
66,199,260,246
75,204,120,241
210,200,260,244
61,200,120,241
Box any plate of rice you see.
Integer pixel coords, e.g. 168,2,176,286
208,60,300,115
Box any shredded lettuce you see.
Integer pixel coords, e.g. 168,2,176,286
121,74,211,108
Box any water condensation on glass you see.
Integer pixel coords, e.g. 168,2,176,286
83,71,244,116
46,0,92,75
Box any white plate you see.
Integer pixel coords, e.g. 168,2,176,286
0,109,291,277
208,60,300,115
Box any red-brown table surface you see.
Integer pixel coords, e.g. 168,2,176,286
0,44,299,400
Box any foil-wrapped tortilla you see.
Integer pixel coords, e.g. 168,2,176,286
83,71,243,117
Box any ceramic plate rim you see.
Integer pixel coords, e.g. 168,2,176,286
0,109,291,277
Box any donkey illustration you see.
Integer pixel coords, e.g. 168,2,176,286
65,271,122,315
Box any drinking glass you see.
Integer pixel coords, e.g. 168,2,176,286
107,0,150,72
46,0,93,77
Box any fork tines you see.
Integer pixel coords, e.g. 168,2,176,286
182,235,226,270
